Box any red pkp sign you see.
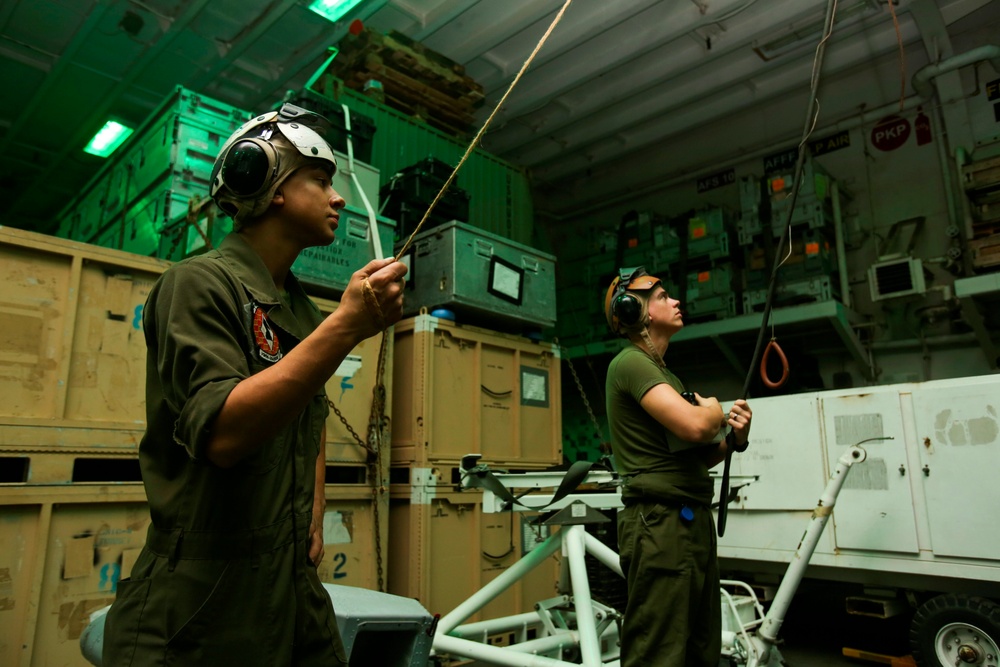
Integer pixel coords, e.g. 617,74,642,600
871,115,911,152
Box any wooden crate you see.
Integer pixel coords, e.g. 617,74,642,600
0,227,391,462
0,482,380,667
391,315,563,468
969,233,1000,269
387,485,559,622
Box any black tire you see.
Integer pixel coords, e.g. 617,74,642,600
910,594,1000,667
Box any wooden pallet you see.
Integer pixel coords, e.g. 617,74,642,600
963,154,1000,192
969,233,1000,268
331,28,484,135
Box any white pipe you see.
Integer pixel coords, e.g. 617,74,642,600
582,531,624,578
341,102,384,261
955,146,978,243
451,612,541,638
437,530,563,636
755,445,868,657
912,45,1000,99
831,181,850,308
435,634,579,667
564,526,602,666
503,631,582,655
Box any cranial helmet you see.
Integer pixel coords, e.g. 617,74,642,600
210,103,338,228
604,266,662,336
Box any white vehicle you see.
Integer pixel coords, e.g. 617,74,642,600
715,373,1000,667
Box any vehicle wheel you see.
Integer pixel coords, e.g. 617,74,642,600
910,594,1000,667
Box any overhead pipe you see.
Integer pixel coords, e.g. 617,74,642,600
912,44,1000,98
542,93,926,221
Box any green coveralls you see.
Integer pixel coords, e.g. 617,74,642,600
103,234,348,666
606,346,721,667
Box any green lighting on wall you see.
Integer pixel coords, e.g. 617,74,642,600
83,120,134,158
308,0,365,23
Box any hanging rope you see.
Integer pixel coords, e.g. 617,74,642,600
717,0,840,537
340,0,576,586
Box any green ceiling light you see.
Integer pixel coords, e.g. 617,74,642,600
308,0,365,23
83,120,134,158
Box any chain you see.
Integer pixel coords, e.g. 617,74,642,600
367,333,391,592
556,338,606,446
327,375,385,591
327,399,374,456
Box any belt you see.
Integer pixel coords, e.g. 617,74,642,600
147,511,312,562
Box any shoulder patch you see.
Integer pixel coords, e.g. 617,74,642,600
252,305,283,363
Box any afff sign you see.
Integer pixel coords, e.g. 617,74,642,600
871,115,911,152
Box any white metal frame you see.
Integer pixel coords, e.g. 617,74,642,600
434,446,867,666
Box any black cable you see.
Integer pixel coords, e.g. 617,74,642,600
718,0,840,538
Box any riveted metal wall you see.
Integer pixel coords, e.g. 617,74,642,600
317,81,536,247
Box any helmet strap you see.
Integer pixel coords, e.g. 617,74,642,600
639,327,665,369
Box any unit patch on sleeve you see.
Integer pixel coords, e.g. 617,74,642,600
252,305,283,363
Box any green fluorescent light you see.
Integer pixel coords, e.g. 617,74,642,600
83,120,134,158
308,0,365,23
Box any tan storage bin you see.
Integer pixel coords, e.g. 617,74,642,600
0,483,379,666
0,227,390,468
391,315,562,467
387,484,559,622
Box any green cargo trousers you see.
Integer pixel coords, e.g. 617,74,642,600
103,519,348,666
617,500,721,667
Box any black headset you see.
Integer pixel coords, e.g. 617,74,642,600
612,266,646,328
214,104,332,200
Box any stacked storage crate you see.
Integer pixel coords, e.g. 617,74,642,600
394,220,556,335
388,313,563,627
54,87,249,258
0,227,390,666
961,155,1000,269
552,226,618,352
738,159,842,311
651,208,739,323
380,157,472,241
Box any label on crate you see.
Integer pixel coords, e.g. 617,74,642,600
323,511,353,544
335,354,362,379
521,367,549,407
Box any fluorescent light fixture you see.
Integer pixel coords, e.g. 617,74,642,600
308,0,365,23
83,120,134,157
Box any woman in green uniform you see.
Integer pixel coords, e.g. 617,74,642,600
102,104,407,666
604,266,751,667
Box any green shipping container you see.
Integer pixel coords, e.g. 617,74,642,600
307,78,536,247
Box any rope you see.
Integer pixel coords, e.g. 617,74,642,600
344,3,575,585
717,0,840,538
392,0,574,262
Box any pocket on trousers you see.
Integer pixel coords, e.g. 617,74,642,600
636,502,687,574
102,577,152,667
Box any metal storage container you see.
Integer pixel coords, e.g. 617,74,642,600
308,79,536,246
0,485,380,667
56,86,249,251
387,484,559,622
292,202,396,298
0,227,389,460
391,314,562,468
396,221,557,330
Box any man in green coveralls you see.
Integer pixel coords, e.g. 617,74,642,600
102,104,407,666
604,266,751,667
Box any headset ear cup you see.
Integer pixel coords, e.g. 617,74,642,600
221,139,275,197
614,293,642,328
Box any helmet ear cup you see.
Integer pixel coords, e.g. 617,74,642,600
613,292,643,328
220,139,277,197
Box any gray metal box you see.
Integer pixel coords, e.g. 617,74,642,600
292,203,396,297
324,584,434,667
396,220,557,329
